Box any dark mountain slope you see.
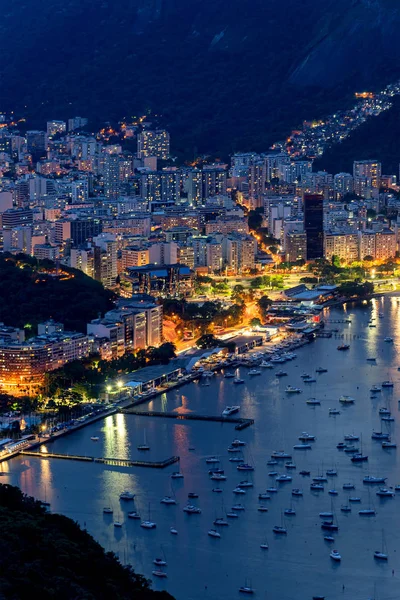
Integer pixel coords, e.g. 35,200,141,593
316,96,400,175
0,0,400,154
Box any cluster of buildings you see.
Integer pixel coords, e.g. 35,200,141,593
0,294,163,396
0,109,399,290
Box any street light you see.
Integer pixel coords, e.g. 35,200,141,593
106,385,112,393
117,381,123,389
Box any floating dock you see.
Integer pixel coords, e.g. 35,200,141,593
121,409,254,430
20,450,179,468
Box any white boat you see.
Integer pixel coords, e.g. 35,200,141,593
237,463,255,471
292,488,303,496
258,493,271,500
91,436,99,441
239,586,254,594
316,367,328,373
210,473,226,481
238,481,253,488
233,487,246,494
339,395,354,404
119,491,135,500
128,511,141,519
371,386,382,393
137,430,150,451
363,476,386,484
171,471,184,479
382,416,395,422
284,508,296,515
152,570,167,578
340,505,351,513
319,512,333,518
227,511,239,518
326,469,337,476
272,525,287,534
230,457,244,463
183,505,201,514
249,369,261,376
329,408,341,415
324,536,335,542
103,507,113,514
266,487,278,493
384,337,393,343
113,521,122,528
140,520,157,529
344,434,359,441
301,373,312,379
170,527,178,535
222,406,240,416
376,488,394,497
232,439,246,447
208,529,221,538
275,370,288,377
153,558,167,566
285,385,302,394
233,378,245,384
299,432,315,441
258,506,268,512
224,372,235,378
285,462,296,469
205,456,219,464
374,551,388,560
260,542,269,549
379,407,390,415
271,451,292,459
382,381,394,387
330,550,341,561
313,476,328,482
214,518,229,526
232,503,245,510
260,361,273,368
371,431,390,440
307,398,321,405
366,357,377,362
160,496,176,505
276,474,292,482
359,509,376,516
304,377,317,383
342,483,355,490
382,441,397,448
293,444,312,450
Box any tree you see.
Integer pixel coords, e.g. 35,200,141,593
331,255,341,269
196,334,219,349
248,208,263,231
363,255,374,262
250,317,261,327
258,296,273,319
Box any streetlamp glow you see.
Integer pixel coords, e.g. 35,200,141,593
117,381,123,389
106,385,112,393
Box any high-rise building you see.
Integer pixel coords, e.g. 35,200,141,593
333,173,354,199
324,232,359,263
104,153,120,199
70,247,95,278
93,233,118,289
202,166,227,198
71,179,89,204
137,129,170,160
304,193,324,260
353,160,381,188
285,232,307,263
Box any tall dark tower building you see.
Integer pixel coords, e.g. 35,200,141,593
304,193,324,260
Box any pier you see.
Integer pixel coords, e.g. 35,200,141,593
121,409,254,430
20,450,180,468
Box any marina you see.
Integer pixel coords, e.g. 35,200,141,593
3,295,400,600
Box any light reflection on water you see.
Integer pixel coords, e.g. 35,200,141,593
4,295,400,600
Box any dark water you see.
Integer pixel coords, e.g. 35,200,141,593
4,296,400,600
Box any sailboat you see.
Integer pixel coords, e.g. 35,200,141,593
273,511,287,534
374,530,388,560
260,534,269,549
114,513,123,527
359,488,376,516
137,430,150,451
141,503,157,528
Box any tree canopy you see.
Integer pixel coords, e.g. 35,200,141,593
0,484,174,600
0,254,115,334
